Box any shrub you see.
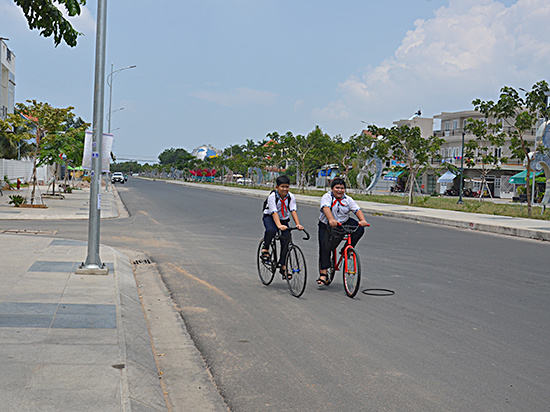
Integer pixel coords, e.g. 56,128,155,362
7,194,26,207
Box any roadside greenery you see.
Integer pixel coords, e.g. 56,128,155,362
471,80,550,217
0,100,89,200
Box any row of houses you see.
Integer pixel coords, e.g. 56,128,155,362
384,111,543,198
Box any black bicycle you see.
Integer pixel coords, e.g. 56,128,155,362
257,227,310,298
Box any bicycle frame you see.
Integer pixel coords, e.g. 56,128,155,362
332,233,354,273
273,227,310,267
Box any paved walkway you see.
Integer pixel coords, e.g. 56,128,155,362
0,185,121,220
0,182,227,412
164,180,550,242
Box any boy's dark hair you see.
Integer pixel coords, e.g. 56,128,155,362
276,175,290,186
331,178,346,189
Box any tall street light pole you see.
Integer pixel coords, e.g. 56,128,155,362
457,130,465,204
77,0,108,275
107,64,136,133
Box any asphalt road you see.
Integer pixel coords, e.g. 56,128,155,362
2,178,549,412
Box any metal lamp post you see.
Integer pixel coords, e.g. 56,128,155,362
77,0,108,275
106,64,136,133
457,131,465,205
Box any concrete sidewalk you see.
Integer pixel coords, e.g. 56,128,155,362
0,236,168,411
0,183,228,411
0,185,123,220
163,180,550,242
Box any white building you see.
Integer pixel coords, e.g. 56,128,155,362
0,38,15,120
433,111,536,198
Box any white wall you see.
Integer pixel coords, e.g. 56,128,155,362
0,159,51,184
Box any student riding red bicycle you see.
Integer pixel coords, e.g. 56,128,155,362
317,178,369,286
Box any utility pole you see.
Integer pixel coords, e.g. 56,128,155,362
77,0,108,275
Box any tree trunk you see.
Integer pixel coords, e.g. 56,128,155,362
408,173,414,205
526,163,532,217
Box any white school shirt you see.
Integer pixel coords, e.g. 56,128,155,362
263,191,297,220
318,191,360,224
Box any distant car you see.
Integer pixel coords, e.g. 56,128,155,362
132,173,139,177
236,177,252,185
111,172,124,184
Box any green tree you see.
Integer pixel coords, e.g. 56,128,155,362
369,124,444,205
13,0,87,47
472,81,550,217
158,147,195,170
308,131,337,190
0,113,35,159
332,134,358,187
10,100,88,199
464,118,507,200
281,128,320,191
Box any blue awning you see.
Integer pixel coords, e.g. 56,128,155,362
508,170,543,184
383,170,404,181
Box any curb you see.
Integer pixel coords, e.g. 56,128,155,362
114,248,168,411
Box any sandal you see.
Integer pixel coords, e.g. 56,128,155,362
280,267,291,280
316,274,329,286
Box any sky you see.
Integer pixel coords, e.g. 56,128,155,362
1,0,549,163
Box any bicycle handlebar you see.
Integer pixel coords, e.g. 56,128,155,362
339,224,369,234
279,226,310,241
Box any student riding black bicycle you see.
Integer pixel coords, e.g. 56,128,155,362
318,178,369,286
261,175,304,278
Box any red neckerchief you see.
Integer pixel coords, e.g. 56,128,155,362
280,194,289,218
331,197,345,209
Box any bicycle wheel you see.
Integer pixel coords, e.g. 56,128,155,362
325,250,336,285
257,239,276,285
343,248,361,298
285,246,307,298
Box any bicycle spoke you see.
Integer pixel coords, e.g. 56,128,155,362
257,239,276,285
285,246,307,298
343,248,361,298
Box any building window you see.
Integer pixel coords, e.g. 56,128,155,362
463,119,468,129
445,121,450,131
453,120,458,129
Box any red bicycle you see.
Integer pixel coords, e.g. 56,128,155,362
325,224,368,298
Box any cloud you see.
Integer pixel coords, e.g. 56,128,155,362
293,99,304,110
191,87,277,107
314,0,550,124
312,99,351,120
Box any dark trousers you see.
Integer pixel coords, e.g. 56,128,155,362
318,218,364,270
263,214,290,265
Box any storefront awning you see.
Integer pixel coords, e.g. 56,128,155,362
508,170,543,184
383,170,403,181
437,170,457,183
